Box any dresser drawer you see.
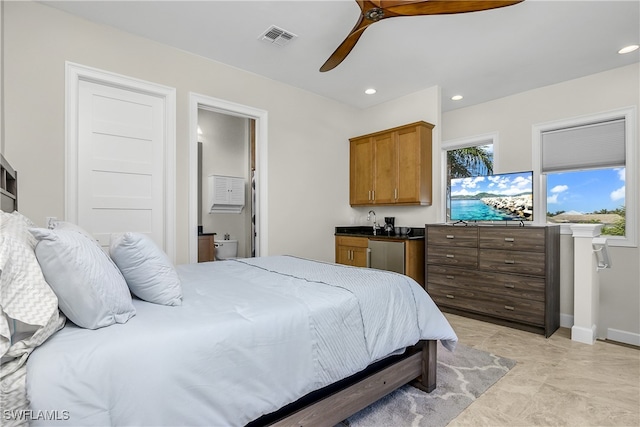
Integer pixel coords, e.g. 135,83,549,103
427,265,545,302
426,265,479,288
427,246,478,268
479,227,546,252
428,283,545,326
479,249,546,276
475,270,545,301
427,226,477,247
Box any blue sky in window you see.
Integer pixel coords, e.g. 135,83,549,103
547,168,625,214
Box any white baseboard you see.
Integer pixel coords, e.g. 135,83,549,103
571,325,597,345
557,314,638,346
607,328,640,346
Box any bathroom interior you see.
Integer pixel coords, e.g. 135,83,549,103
197,108,254,260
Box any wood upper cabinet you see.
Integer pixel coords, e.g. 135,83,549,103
350,138,375,205
349,121,434,206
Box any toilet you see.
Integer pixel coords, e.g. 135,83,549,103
215,239,238,260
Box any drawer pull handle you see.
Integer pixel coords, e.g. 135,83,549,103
504,305,515,311
446,254,455,258
446,235,455,239
504,237,515,242
504,284,515,289
446,275,455,280
504,260,515,264
446,294,455,299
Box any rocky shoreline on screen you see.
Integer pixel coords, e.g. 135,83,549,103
481,194,533,219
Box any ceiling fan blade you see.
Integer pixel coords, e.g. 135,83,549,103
319,14,373,72
384,0,523,16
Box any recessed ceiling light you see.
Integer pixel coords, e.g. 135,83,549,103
451,95,463,101
618,44,639,54
365,88,376,95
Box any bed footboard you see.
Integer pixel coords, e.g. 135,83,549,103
255,339,437,427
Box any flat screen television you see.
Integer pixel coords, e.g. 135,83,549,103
449,171,533,223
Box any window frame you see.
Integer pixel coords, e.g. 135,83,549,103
440,132,499,223
532,106,637,247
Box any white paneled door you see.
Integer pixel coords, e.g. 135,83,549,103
77,80,165,251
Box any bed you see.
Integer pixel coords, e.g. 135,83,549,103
0,154,457,426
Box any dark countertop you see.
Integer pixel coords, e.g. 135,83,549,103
335,226,425,240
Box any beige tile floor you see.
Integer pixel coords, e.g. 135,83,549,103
445,313,640,427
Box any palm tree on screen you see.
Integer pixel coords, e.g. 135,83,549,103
448,147,493,179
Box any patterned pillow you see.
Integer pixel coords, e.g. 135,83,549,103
0,210,37,249
30,227,136,329
0,234,60,358
110,232,183,306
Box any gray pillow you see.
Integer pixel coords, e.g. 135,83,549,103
30,227,135,329
110,232,182,306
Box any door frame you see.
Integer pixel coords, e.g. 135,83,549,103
188,93,268,264
65,62,177,260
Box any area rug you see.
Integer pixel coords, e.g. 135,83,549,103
343,343,516,427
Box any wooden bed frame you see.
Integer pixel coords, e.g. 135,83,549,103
0,153,438,427
255,340,437,427
1,154,18,212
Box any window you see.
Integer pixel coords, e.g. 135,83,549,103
441,134,496,222
533,107,637,247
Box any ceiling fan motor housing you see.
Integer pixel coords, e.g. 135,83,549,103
365,7,384,21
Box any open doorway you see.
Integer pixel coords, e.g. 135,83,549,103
197,109,253,260
188,93,268,264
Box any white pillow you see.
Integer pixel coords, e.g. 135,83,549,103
30,227,136,329
110,232,182,306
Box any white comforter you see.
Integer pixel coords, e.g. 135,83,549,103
27,256,457,426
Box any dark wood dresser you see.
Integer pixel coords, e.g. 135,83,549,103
425,224,560,337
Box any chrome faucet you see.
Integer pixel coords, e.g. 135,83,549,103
367,210,379,235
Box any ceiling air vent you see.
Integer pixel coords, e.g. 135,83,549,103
260,25,297,47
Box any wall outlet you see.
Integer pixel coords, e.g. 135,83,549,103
46,216,57,229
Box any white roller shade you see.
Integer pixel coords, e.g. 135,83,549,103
541,119,625,172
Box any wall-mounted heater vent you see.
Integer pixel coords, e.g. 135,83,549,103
260,25,297,46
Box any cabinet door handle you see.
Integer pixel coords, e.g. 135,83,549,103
446,235,455,239
446,275,455,280
372,190,375,201
504,284,515,289
504,305,515,311
394,188,398,200
446,294,455,299
504,237,515,242
446,254,455,258
504,260,515,264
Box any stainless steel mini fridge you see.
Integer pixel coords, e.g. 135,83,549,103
367,240,405,274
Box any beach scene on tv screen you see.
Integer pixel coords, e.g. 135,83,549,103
450,172,533,221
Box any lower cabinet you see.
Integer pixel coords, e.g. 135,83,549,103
335,236,369,268
425,224,560,337
335,235,425,286
198,234,216,262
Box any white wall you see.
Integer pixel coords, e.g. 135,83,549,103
442,64,640,343
3,1,358,263
4,1,445,265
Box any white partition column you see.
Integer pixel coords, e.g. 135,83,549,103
570,224,603,344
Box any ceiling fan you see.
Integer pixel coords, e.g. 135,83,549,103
320,0,523,72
